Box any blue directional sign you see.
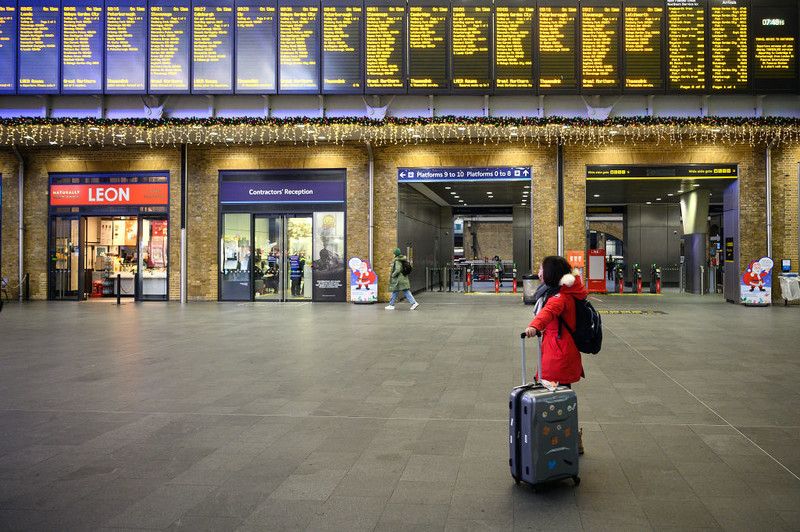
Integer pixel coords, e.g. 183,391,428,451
398,166,532,182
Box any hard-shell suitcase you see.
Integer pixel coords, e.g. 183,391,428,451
509,332,580,488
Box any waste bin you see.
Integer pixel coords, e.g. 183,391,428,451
779,274,800,305
522,274,538,304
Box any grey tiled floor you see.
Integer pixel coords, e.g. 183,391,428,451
0,291,799,531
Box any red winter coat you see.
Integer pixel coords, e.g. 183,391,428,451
528,273,588,384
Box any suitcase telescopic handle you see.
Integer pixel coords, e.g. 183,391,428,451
520,331,543,386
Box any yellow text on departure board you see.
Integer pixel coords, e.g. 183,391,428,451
582,6,619,88
150,5,189,88
495,5,533,88
625,6,662,88
539,6,577,88
365,5,404,88
754,36,795,77
710,5,747,90
668,6,705,90
452,5,490,89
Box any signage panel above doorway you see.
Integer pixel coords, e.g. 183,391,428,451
398,166,532,181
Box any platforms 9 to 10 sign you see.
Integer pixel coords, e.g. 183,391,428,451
0,0,798,95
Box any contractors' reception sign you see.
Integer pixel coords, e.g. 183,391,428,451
50,184,169,206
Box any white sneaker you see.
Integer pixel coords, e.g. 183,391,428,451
410,302,419,310
384,305,395,310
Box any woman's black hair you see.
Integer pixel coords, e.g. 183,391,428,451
541,255,573,287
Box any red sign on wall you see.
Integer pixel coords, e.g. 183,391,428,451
50,184,169,206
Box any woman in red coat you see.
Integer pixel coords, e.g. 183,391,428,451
525,255,588,452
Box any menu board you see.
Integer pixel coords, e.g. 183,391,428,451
105,0,147,93
451,0,491,92
624,1,664,91
408,0,449,92
235,0,276,93
321,0,363,93
581,1,621,91
751,1,797,92
0,0,17,93
364,0,405,93
710,0,748,91
62,0,103,93
278,0,319,93
538,0,578,92
18,0,60,93
149,0,190,93
494,0,534,91
667,0,706,92
192,0,234,93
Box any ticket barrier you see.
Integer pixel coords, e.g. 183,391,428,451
650,265,662,294
633,264,642,293
615,264,624,293
512,265,518,293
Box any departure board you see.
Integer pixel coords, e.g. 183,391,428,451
408,0,449,93
494,0,534,91
105,0,147,93
538,0,579,92
710,0,748,91
18,0,60,93
235,0,276,93
365,0,405,93
667,0,706,92
278,0,319,93
192,0,234,93
62,0,103,93
451,0,491,92
149,0,190,93
623,1,664,91
751,1,797,93
0,0,17,93
581,2,621,91
321,0,363,93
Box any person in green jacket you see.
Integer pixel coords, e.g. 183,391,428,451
385,248,419,310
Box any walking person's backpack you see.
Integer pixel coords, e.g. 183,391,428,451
400,259,413,276
558,296,603,354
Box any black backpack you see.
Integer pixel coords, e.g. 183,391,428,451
400,259,413,276
558,296,603,354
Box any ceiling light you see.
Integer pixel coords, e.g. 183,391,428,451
454,195,459,198
646,201,652,204
459,200,464,203
523,185,530,189
225,137,234,141
692,183,700,187
450,191,456,195
677,189,683,193
486,191,492,195
656,197,662,201
318,136,326,140
136,139,145,143
445,186,451,190
593,194,600,198
49,141,58,145
667,193,674,196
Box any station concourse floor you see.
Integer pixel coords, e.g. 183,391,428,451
1,290,799,531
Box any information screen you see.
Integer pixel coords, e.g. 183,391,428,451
62,0,103,93
623,1,664,91
235,0,276,93
494,0,534,91
667,0,706,92
278,0,319,93
451,0,491,92
19,0,60,93
581,1,621,91
0,0,17,93
365,0,405,93
321,0,363,93
105,0,147,93
149,0,190,92
538,0,578,92
192,0,234,93
408,0,449,92
751,1,797,92
710,0,748,91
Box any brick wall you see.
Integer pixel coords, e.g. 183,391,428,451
0,149,21,298
465,221,513,261
772,144,800,276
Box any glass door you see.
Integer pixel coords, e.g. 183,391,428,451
138,217,169,300
50,216,81,300
221,213,252,300
253,215,312,301
254,215,283,301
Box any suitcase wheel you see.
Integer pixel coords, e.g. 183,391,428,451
573,475,581,486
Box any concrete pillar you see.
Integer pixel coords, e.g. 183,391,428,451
680,189,710,294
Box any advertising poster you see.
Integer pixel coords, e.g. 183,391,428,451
100,219,113,245
741,256,774,306
349,257,377,303
112,220,125,245
124,220,137,246
313,212,345,301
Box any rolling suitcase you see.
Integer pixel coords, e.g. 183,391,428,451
509,332,580,488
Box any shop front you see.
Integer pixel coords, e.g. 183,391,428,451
219,170,346,302
48,172,170,301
